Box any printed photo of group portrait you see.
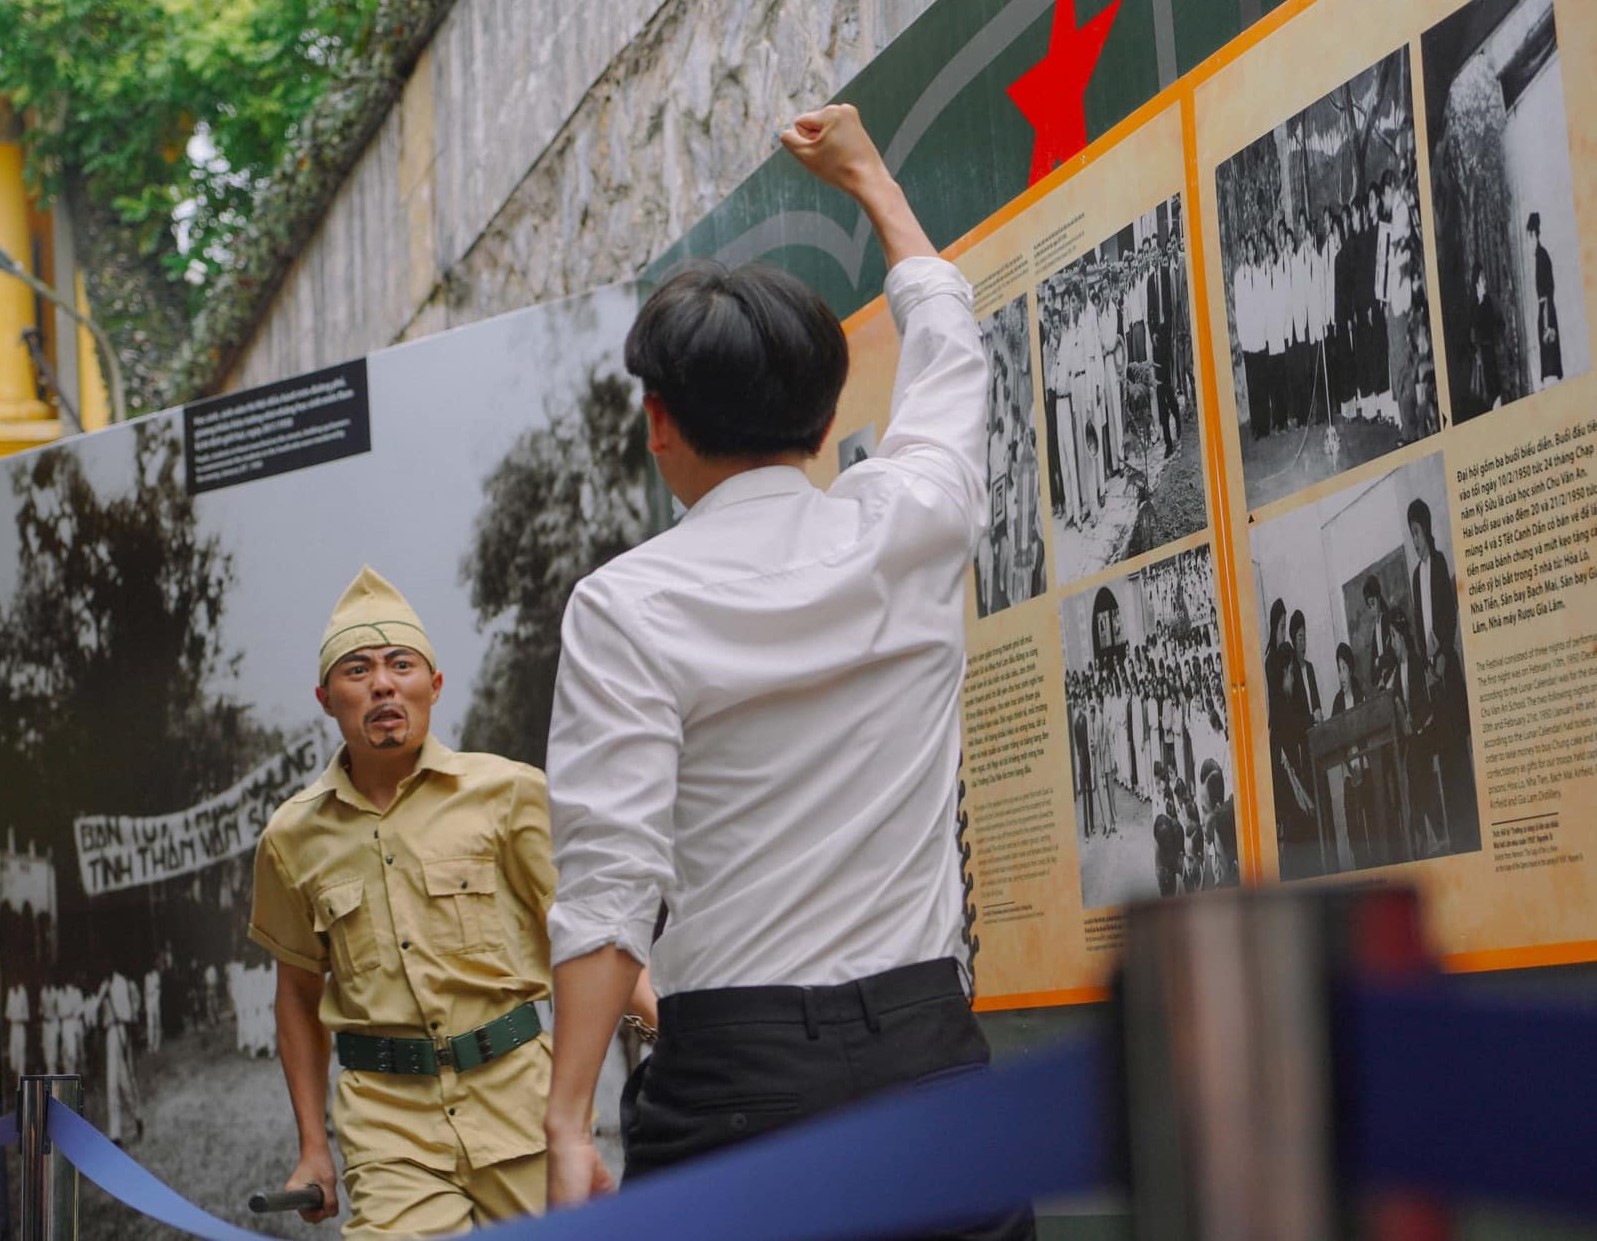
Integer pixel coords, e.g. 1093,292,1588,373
1216,47,1439,512
974,292,1048,619
1059,545,1235,911
1423,0,1589,425
1250,451,1481,882
1037,194,1205,586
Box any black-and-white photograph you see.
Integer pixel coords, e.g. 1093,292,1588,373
837,424,877,473
1037,195,1205,585
1423,0,1590,424
1059,545,1235,911
1217,47,1440,511
975,292,1048,618
0,283,649,1235
1250,450,1481,882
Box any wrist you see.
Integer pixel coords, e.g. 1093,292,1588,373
296,1132,332,1162
544,1111,594,1146
844,163,902,210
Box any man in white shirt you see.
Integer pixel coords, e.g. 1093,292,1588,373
144,964,163,1052
5,982,28,1084
1049,301,1082,527
543,104,1032,1239
100,971,143,1145
59,980,85,1076
40,983,60,1075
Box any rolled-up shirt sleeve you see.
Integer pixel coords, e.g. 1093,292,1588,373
248,833,324,974
873,256,988,532
546,577,681,969
503,765,557,920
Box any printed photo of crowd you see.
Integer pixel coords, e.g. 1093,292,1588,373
1250,451,1481,881
837,424,877,473
1037,194,1206,585
1423,0,1589,425
974,292,1049,618
1216,46,1439,511
1059,545,1235,910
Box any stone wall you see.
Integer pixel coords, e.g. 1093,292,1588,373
228,0,936,391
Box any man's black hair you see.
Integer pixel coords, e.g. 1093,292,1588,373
1362,575,1384,606
625,260,848,460
1290,609,1307,640
1407,497,1434,547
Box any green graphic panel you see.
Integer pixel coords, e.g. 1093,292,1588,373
1174,0,1248,71
1082,0,1163,139
644,0,1278,318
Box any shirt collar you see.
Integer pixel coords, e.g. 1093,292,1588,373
292,734,465,808
682,465,814,523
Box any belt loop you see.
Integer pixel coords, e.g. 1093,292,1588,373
857,980,882,1033
801,987,820,1040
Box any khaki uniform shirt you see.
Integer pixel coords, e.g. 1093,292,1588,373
248,737,556,1171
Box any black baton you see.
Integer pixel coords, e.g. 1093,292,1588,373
248,1185,325,1214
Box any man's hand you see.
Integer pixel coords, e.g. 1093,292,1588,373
548,1136,616,1208
780,103,890,199
286,1147,339,1224
780,103,934,267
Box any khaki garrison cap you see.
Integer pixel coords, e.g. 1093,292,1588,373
318,566,437,683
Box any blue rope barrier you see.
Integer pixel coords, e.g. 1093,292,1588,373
45,1098,271,1241
19,981,1597,1240
34,1027,1108,1241
480,1027,1111,1241
0,1111,15,1146
1341,983,1597,1217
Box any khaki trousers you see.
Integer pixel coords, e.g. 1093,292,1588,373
342,1150,546,1237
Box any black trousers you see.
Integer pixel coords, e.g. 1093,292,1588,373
1154,330,1178,450
622,958,1036,1241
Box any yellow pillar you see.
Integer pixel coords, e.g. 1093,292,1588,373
76,271,109,432
0,126,54,454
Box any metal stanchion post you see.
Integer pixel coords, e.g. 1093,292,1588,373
17,1076,81,1241
1118,887,1429,1241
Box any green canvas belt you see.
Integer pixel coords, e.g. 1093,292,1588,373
335,1002,542,1076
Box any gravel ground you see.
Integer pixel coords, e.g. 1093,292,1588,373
1240,413,1408,512
1127,422,1207,559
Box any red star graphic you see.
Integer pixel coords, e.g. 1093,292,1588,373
1006,1,1122,184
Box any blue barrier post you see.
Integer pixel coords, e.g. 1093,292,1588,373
17,1077,80,1241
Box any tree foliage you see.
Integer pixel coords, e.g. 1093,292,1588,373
0,419,264,842
459,371,649,767
1432,52,1526,408
0,0,380,296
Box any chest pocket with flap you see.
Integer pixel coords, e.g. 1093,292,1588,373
313,878,379,979
422,856,498,954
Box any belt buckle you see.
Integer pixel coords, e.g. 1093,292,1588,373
474,1026,495,1064
435,1038,454,1070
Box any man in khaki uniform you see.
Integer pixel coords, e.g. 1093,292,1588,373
249,567,561,1236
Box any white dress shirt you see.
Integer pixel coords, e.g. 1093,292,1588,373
546,257,987,996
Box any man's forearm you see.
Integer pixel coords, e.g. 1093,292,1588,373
627,966,660,1030
848,168,935,270
276,980,332,1155
546,945,643,1144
